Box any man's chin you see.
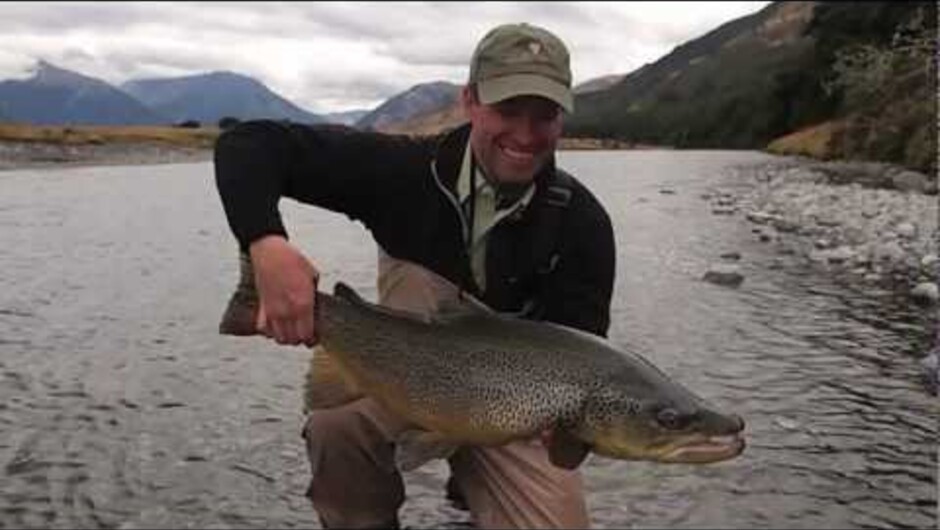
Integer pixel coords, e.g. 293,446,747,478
493,162,541,184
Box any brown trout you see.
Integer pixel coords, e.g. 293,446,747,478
219,256,746,470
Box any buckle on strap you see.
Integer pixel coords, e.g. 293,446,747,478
545,185,572,207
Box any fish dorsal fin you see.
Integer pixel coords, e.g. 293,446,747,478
432,291,494,323
333,281,366,304
332,281,432,323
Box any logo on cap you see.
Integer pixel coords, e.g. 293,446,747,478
528,41,542,56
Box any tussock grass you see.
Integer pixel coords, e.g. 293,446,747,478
765,120,846,159
0,124,221,149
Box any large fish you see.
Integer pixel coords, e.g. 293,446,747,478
219,256,746,470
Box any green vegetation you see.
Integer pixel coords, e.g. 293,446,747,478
566,2,937,173
819,5,936,173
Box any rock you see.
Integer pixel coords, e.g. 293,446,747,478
896,222,917,239
703,264,744,287
746,211,777,225
712,206,736,215
816,216,841,227
910,282,939,305
808,249,829,263
772,218,800,233
891,170,929,193
720,251,742,261
659,188,676,195
873,241,906,265
825,246,856,264
921,254,938,274
920,350,937,395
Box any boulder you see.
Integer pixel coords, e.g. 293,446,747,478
911,282,939,306
703,264,744,287
891,170,929,193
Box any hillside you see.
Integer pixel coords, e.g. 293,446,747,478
566,2,819,147
565,1,937,173
121,71,324,125
357,81,461,131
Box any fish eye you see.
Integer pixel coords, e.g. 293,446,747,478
655,408,686,430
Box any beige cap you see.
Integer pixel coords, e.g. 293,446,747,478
469,23,573,113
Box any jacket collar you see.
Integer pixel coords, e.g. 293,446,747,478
432,123,559,199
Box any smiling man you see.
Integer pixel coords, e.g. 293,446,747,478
215,22,615,529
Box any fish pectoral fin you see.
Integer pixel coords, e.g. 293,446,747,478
305,346,364,411
394,429,459,472
546,429,591,470
432,291,495,324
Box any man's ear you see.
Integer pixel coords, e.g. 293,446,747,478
460,85,476,118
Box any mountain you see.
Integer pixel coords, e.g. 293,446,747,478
121,71,324,125
356,81,461,131
0,61,164,125
565,1,936,173
365,73,633,137
573,74,626,95
567,1,820,147
377,103,466,136
321,109,371,126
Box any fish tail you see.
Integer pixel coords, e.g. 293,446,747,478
218,249,261,336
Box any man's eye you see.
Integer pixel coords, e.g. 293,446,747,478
536,108,560,122
495,104,523,118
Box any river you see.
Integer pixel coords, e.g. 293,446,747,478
0,150,935,529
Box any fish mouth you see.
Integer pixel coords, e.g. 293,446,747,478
661,433,745,463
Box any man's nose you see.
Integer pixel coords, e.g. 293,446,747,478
511,114,544,144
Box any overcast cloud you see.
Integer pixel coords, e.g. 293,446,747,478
0,1,770,113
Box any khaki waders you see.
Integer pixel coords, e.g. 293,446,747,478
302,253,590,529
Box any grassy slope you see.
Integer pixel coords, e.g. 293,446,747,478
0,124,220,149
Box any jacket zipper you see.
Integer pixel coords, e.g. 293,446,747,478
430,159,470,245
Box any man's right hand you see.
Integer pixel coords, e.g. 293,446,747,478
249,235,319,347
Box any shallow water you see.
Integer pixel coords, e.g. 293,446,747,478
0,151,935,529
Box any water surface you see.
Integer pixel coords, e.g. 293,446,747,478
0,151,934,529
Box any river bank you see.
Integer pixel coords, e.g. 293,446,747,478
0,135,639,171
0,140,212,170
704,156,938,306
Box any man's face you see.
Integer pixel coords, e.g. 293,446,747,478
463,87,564,184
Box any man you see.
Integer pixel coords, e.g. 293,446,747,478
214,22,615,529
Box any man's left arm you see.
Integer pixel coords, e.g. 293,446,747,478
541,194,616,337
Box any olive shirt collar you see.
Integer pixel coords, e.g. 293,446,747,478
456,141,535,291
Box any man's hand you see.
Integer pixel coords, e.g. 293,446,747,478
249,235,319,346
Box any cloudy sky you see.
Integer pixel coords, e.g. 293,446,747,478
1,1,770,114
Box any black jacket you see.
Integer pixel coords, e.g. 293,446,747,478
214,121,615,337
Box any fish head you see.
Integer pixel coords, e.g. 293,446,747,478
581,365,746,464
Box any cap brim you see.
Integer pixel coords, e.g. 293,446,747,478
477,74,573,113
